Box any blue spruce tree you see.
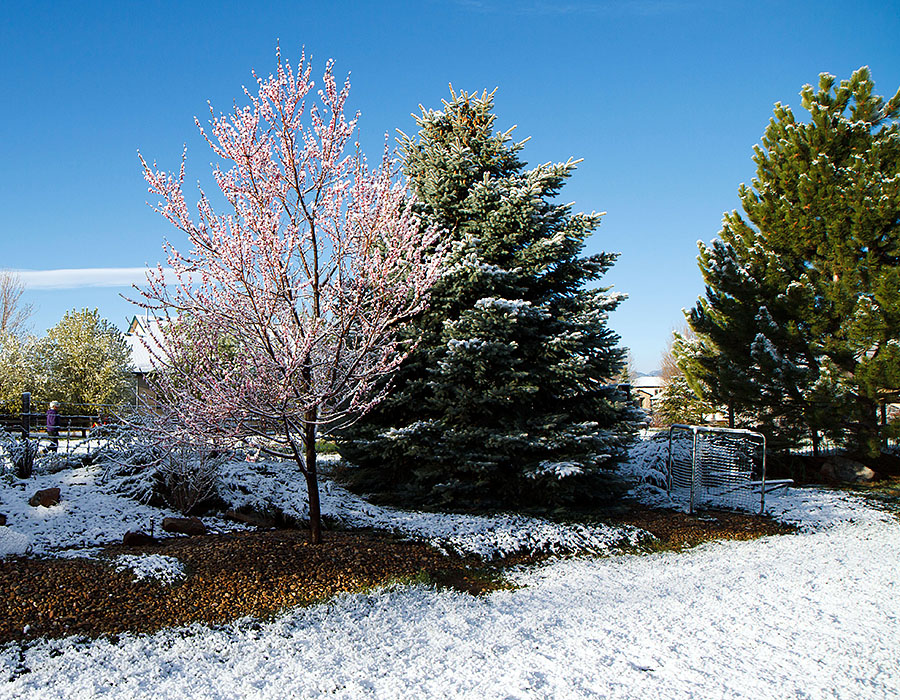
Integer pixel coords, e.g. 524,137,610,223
337,89,641,511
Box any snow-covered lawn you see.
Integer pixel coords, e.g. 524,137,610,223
1,444,898,698
0,487,896,699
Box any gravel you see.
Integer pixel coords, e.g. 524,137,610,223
0,506,791,644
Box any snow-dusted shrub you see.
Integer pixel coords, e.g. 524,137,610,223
33,452,84,474
97,420,226,514
159,445,223,514
0,429,37,480
216,457,307,525
616,432,692,489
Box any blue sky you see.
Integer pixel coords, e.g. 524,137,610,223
1,0,898,372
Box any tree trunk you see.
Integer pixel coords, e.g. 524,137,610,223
854,396,881,459
304,413,322,545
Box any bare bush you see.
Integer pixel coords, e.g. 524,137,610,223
158,444,221,514
97,419,225,514
0,428,37,479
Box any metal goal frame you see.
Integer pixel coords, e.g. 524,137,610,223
667,424,767,514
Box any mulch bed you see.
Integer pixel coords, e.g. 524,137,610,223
612,504,793,549
0,506,794,644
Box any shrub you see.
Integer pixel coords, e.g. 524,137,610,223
97,421,225,514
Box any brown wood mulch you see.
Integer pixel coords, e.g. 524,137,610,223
0,506,793,644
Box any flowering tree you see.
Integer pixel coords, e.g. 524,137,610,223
137,50,443,543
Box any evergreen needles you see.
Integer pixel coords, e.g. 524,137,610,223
338,89,642,510
686,67,900,456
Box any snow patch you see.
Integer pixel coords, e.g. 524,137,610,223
220,459,650,559
533,460,584,479
113,554,186,584
0,465,245,558
0,528,29,558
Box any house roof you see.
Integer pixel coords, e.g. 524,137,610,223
125,315,165,374
632,375,666,389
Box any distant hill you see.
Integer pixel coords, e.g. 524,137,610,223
635,370,662,378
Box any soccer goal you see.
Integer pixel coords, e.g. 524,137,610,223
667,424,768,514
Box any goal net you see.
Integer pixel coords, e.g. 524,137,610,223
667,425,767,514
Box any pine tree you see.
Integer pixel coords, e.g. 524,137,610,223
338,89,641,510
656,375,712,427
654,330,715,427
687,68,900,456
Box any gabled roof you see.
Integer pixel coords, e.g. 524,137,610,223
125,315,166,374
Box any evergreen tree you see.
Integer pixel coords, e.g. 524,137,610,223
338,89,641,510
687,68,900,456
654,331,715,427
656,375,712,427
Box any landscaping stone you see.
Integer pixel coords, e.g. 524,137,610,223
162,516,208,537
820,456,877,484
29,488,61,508
122,530,157,547
225,509,276,529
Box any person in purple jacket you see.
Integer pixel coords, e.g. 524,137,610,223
46,401,60,452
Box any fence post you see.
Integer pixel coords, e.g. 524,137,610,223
18,392,34,478
21,391,30,440
666,426,674,494
689,427,698,515
759,433,767,515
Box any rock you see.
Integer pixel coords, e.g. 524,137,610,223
0,513,6,526
162,516,208,537
123,530,156,546
820,456,877,484
225,509,276,529
28,487,61,508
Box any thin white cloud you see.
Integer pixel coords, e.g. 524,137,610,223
14,268,171,290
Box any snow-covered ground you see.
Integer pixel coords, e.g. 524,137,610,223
0,488,896,699
1,442,898,698
0,465,247,559
1,457,646,561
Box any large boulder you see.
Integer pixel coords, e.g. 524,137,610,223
29,488,61,508
820,456,877,484
162,516,208,537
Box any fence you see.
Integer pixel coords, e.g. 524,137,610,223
789,434,900,457
789,435,844,458
0,392,133,459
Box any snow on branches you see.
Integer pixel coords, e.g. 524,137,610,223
135,50,444,542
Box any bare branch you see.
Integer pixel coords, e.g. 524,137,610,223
0,270,34,337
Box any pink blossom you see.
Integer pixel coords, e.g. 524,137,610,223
135,50,444,543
